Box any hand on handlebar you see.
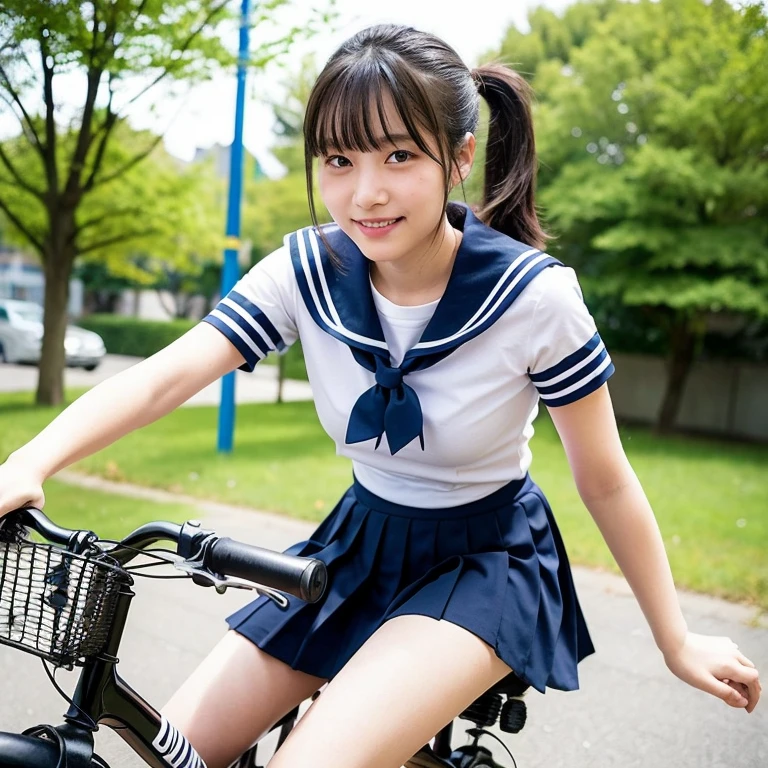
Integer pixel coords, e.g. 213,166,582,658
0,458,46,518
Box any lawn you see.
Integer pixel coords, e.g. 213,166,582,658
26,478,196,541
1,390,766,609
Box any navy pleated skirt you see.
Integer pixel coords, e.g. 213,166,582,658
226,474,594,694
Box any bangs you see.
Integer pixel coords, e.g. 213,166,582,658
305,53,442,165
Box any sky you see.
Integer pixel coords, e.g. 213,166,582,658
0,0,575,169
121,0,575,166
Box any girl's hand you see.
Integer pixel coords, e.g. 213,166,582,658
663,632,761,713
0,458,45,518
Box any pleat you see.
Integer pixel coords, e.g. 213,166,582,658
514,491,565,691
227,492,378,675
227,475,594,690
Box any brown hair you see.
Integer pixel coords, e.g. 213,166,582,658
303,24,547,253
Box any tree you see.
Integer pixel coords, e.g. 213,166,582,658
0,0,333,405
495,0,768,431
239,55,327,401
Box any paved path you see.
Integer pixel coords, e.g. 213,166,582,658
0,354,314,405
2,473,766,767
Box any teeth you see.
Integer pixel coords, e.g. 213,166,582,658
360,219,398,228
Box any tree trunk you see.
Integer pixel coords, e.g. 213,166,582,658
277,352,285,404
656,314,701,434
36,253,74,406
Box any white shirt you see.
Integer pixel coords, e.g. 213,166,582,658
204,221,614,508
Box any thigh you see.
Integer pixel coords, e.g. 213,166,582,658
161,630,325,768
268,614,512,768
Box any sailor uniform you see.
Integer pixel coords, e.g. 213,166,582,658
203,203,614,692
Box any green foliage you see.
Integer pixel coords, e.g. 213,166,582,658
0,0,334,403
77,314,195,357
269,341,308,380
522,0,768,321
242,54,332,261
488,0,768,427
485,1,620,76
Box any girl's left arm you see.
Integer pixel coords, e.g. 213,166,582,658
547,384,761,713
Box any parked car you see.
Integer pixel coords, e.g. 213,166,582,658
0,299,106,371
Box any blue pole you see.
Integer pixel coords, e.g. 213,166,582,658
217,0,251,453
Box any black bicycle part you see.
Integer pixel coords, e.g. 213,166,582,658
104,517,327,602
0,721,96,768
0,508,326,768
499,698,527,734
430,671,529,764
461,692,503,728
453,729,518,768
206,537,327,603
0,731,61,767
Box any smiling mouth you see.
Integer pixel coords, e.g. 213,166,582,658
356,217,403,229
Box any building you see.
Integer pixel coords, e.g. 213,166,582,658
0,247,83,316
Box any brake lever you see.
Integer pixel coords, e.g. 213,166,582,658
172,559,290,608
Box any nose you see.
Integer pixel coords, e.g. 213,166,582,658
352,167,388,210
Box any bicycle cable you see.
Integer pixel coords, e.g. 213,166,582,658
95,540,194,579
466,728,518,768
40,659,99,732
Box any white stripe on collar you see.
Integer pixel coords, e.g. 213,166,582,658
292,224,553,351
412,249,547,350
296,226,389,350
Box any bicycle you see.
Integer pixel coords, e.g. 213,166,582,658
0,507,529,768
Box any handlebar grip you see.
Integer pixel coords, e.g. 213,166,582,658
205,538,327,603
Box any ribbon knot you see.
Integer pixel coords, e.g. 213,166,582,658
374,363,404,390
345,356,424,455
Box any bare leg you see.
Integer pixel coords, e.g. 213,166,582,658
268,615,512,768
162,630,325,768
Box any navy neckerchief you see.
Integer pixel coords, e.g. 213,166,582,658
287,203,561,454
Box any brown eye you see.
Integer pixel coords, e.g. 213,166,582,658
388,150,413,164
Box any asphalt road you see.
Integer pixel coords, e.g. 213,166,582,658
1,493,766,768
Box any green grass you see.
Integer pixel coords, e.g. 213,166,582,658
2,390,767,608
34,478,196,541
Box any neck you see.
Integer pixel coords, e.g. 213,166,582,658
370,217,461,306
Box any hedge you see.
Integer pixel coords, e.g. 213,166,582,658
78,314,310,379
77,314,196,358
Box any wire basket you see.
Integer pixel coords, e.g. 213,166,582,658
0,523,131,669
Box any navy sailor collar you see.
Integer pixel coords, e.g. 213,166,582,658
287,202,561,365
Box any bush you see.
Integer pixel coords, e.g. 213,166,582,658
78,314,196,358
283,341,308,380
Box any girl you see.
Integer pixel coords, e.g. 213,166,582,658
0,23,760,768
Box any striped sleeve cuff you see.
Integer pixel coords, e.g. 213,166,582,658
202,290,287,372
528,332,615,406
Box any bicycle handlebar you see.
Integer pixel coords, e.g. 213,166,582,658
1,507,327,604
206,537,327,603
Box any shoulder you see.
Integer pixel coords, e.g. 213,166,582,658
497,262,584,328
525,263,583,305
241,244,294,286
250,244,291,271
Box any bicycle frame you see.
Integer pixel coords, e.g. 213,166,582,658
0,531,208,768
6,576,203,768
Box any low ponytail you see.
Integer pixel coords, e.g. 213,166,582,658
471,64,547,250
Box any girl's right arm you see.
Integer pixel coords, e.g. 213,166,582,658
0,322,245,515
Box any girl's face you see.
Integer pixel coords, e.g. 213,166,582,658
317,95,473,268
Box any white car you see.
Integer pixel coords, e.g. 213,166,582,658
0,299,106,371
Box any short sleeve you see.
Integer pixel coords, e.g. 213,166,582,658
202,246,299,372
526,266,614,406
